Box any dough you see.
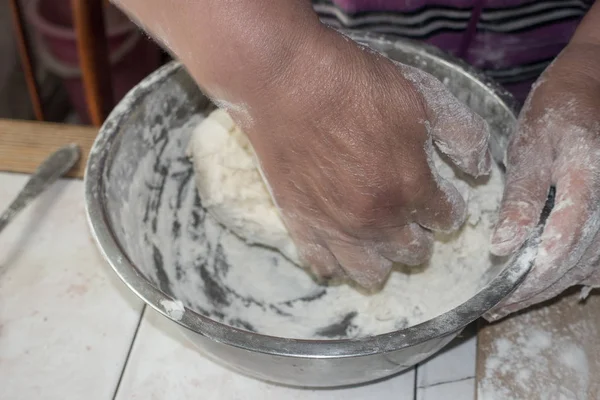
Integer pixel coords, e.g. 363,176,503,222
188,108,300,264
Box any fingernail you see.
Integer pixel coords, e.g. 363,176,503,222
478,149,492,177
490,220,526,256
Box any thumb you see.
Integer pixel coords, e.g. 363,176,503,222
401,65,492,177
490,123,552,256
428,91,492,178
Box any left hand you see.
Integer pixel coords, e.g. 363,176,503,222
488,42,600,320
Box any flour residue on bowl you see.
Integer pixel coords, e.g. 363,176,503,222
160,299,185,321
114,104,508,340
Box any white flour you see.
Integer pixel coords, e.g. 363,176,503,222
186,109,300,265
160,299,185,321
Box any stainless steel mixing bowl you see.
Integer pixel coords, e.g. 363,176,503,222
85,32,526,388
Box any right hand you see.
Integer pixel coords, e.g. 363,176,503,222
217,29,492,289
488,41,600,319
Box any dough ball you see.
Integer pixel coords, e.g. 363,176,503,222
188,108,300,264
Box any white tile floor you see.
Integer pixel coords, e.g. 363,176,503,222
115,307,420,400
417,378,476,400
0,174,144,400
0,173,477,399
417,331,477,388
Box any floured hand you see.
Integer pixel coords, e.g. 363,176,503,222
489,42,600,320
112,0,491,289
223,29,492,289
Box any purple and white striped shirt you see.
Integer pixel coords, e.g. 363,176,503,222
313,0,593,103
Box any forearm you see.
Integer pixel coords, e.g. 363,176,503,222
571,0,600,45
113,0,324,102
545,1,600,92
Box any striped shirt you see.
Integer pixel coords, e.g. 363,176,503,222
313,0,593,103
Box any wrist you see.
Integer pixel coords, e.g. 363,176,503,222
544,1,600,90
188,6,327,105
570,1,600,47
551,42,600,88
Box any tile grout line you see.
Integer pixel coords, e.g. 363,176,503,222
474,323,481,400
417,375,475,389
413,365,419,400
111,304,147,400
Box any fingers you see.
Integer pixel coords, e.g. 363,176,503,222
490,123,553,256
579,230,600,280
580,231,600,287
416,174,467,232
531,163,600,289
328,241,394,290
414,142,468,232
401,65,492,177
298,222,434,289
491,172,551,257
581,266,600,287
378,223,434,265
296,239,345,280
488,251,599,322
489,160,600,319
327,224,433,289
428,91,492,178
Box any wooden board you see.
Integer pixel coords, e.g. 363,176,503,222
476,290,600,399
0,119,97,179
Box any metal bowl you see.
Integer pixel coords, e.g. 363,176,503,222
85,32,524,388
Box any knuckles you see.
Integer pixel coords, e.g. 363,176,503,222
328,169,430,235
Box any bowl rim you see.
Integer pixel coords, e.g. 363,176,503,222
85,33,528,359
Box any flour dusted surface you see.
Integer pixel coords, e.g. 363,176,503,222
479,305,595,400
180,108,506,339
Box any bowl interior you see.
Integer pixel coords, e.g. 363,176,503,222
96,36,516,341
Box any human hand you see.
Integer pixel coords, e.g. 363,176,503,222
224,29,492,289
489,42,600,320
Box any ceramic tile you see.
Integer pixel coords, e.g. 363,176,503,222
116,307,417,400
417,333,477,388
0,173,144,400
417,378,475,400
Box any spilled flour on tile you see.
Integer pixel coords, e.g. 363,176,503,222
479,308,592,400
